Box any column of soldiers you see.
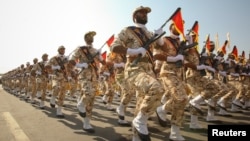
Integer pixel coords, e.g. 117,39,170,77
1,5,250,141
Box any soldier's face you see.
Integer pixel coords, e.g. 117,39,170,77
85,36,94,44
58,49,65,55
134,10,148,25
171,25,180,36
42,56,48,61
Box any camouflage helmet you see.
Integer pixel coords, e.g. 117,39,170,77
84,31,96,42
57,45,65,52
42,53,48,60
33,58,38,63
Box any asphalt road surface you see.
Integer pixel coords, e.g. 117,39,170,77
1,85,250,141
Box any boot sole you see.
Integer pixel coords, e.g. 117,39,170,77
155,111,168,127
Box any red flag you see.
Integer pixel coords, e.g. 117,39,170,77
231,45,238,60
101,34,114,61
191,21,199,35
101,51,107,61
170,8,185,40
221,40,228,55
106,34,115,47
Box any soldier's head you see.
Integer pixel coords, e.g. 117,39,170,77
217,50,225,58
84,31,96,45
209,41,215,53
42,53,48,61
26,62,30,67
228,53,235,60
238,55,245,64
132,6,151,25
58,45,65,55
169,23,180,36
33,58,38,64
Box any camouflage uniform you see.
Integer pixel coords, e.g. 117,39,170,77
32,53,49,108
70,31,104,133
47,46,68,117
111,8,165,139
30,58,38,103
230,56,249,111
110,52,135,125
154,35,189,134
23,62,33,100
100,59,116,110
67,68,79,101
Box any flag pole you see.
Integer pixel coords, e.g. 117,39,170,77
160,7,181,29
215,33,219,51
227,32,231,49
98,34,114,52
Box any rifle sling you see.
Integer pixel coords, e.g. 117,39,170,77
128,26,154,65
37,62,47,76
165,36,179,52
81,48,99,75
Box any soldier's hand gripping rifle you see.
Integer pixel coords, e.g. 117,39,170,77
55,57,68,81
79,47,100,77
175,41,198,68
130,31,166,67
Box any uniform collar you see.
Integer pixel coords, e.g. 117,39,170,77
134,23,147,30
170,34,180,40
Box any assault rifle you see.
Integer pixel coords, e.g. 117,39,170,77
199,52,215,76
79,46,99,77
175,41,198,68
38,62,49,78
130,31,166,67
55,57,68,81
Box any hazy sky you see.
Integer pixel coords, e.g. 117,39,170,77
0,0,249,73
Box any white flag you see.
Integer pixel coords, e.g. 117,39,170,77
226,32,230,49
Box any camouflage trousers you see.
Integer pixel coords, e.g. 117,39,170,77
69,80,78,97
219,81,239,105
52,79,67,107
210,79,230,102
115,73,134,106
78,79,98,117
21,77,29,93
125,63,164,117
103,76,115,103
160,73,188,126
36,76,48,101
30,77,37,98
234,81,248,101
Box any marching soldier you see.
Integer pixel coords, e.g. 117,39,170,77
110,51,134,126
30,58,39,103
230,53,249,111
111,6,165,140
48,45,68,118
100,54,116,111
70,31,105,133
23,62,32,100
32,53,50,109
154,23,189,141
67,68,79,101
